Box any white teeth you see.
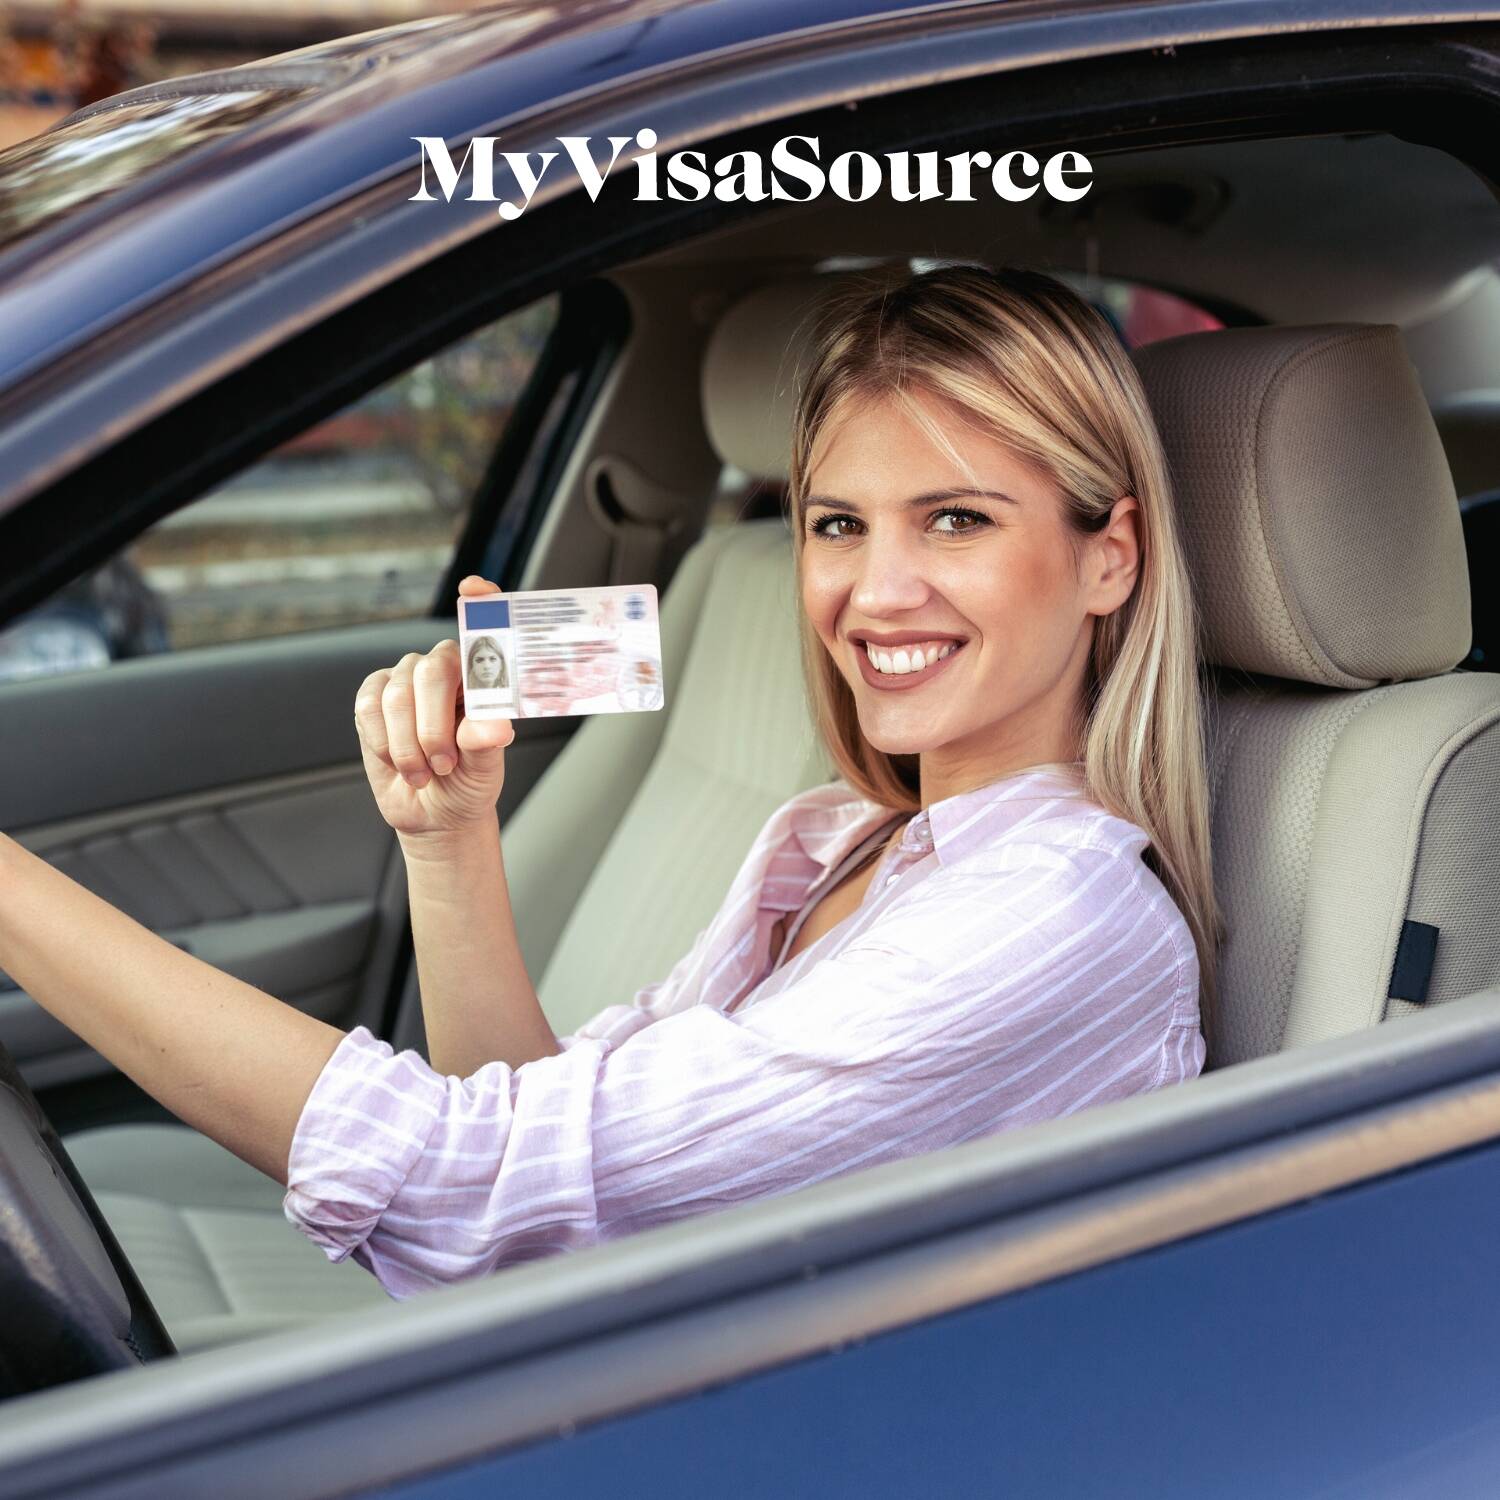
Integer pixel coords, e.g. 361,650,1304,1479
864,641,960,675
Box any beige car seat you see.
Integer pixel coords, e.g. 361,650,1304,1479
1133,322,1496,1061
66,279,1499,1349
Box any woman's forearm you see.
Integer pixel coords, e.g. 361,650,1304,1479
398,818,559,1077
0,833,341,1183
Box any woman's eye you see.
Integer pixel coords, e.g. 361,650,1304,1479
930,508,990,535
808,513,862,540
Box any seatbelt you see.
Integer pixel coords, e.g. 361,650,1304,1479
585,456,683,586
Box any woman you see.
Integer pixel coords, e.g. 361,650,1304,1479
464,635,508,691
0,265,1217,1298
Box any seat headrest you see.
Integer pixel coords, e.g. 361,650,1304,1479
702,280,1472,689
1134,324,1470,687
702,278,828,482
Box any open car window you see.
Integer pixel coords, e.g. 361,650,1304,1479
0,298,558,684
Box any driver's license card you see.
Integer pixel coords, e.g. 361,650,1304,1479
458,585,664,719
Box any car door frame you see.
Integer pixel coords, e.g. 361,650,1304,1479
2,991,1499,1498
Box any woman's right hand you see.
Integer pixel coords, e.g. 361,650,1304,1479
354,577,516,840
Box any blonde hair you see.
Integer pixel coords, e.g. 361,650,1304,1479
787,265,1222,1037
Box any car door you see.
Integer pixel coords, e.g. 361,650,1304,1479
0,291,597,1127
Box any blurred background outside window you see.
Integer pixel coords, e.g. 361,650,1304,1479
0,296,559,680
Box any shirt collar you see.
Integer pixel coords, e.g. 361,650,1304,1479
796,760,1088,872
920,760,1089,866
788,777,908,872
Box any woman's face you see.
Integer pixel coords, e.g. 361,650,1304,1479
471,643,503,688
800,389,1138,784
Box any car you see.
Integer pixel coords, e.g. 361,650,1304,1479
0,556,169,683
1,1,1499,1494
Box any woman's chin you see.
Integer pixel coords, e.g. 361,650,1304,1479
855,711,949,758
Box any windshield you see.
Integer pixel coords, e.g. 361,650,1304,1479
0,89,314,258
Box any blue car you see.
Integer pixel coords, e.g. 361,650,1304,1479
1,2,1499,1495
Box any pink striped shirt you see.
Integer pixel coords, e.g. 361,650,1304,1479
283,762,1205,1296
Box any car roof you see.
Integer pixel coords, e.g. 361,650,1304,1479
8,0,952,209
7,0,1483,277
0,0,979,387
638,132,1500,330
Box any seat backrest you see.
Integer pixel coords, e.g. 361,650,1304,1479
512,276,1500,1065
504,516,830,1033
506,279,841,1033
1133,323,1498,1062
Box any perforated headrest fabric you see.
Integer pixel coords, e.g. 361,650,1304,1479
1133,324,1471,687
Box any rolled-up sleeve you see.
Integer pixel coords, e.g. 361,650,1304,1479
284,846,1198,1298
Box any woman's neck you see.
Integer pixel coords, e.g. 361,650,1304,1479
918,731,1085,808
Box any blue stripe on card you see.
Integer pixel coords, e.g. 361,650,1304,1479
465,601,510,629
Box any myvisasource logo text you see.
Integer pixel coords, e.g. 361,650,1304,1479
412,130,1093,221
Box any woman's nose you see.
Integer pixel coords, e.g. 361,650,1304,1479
849,532,932,617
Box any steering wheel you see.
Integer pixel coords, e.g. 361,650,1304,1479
0,1038,174,1397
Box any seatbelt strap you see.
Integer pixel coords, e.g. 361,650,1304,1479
586,456,682,586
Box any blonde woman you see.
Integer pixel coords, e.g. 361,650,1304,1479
0,266,1218,1297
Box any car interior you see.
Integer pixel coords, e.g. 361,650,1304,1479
5,121,1500,1360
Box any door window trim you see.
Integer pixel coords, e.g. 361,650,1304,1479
443,278,631,598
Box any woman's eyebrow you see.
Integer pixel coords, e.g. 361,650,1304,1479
804,487,1020,512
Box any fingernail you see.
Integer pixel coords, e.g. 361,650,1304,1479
431,753,455,775
405,771,431,788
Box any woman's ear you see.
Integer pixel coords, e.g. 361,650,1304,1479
1085,495,1142,617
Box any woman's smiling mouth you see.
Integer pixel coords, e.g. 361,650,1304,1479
850,633,967,691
